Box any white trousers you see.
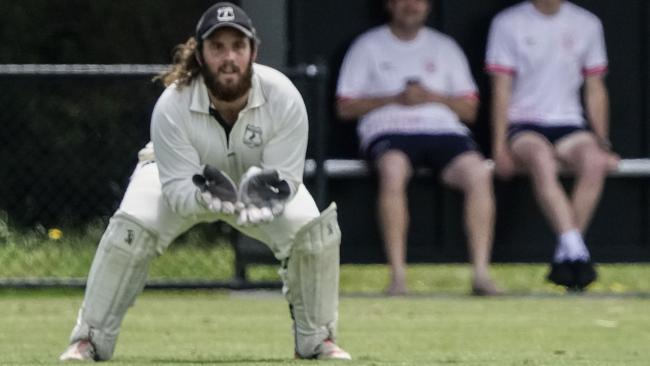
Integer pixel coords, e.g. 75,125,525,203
67,160,336,360
120,161,321,259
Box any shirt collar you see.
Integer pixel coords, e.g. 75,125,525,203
189,64,266,114
246,65,266,110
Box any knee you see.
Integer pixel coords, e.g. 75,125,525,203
577,152,609,179
531,151,557,173
461,162,493,194
474,164,493,187
512,137,555,173
376,152,412,193
524,155,558,184
293,204,341,253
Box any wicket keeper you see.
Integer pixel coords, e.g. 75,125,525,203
60,2,351,361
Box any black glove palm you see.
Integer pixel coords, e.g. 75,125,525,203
240,169,290,207
237,167,291,225
192,165,238,213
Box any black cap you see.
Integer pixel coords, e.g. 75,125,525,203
196,2,257,41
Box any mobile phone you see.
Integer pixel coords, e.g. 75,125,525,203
406,77,420,86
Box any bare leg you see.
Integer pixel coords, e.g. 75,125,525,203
376,151,413,295
511,134,577,234
556,133,610,233
442,152,501,295
511,133,601,290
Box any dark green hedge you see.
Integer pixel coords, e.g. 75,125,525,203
0,1,230,227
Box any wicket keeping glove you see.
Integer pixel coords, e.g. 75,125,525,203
192,165,238,215
237,166,291,226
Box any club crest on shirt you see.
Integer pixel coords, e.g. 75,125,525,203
524,36,536,46
244,124,263,148
562,33,575,51
424,61,436,73
379,61,393,71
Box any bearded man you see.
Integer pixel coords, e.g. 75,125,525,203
59,2,351,361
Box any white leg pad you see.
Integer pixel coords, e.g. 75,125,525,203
69,212,160,361
281,203,342,358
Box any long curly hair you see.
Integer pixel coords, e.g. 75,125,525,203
154,37,201,88
154,35,257,88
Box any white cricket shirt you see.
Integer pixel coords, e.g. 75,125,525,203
151,64,308,218
336,25,478,149
485,1,608,126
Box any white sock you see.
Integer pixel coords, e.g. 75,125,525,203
553,229,590,262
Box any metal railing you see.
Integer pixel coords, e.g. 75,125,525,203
303,158,650,178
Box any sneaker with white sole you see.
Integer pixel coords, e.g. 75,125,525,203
316,339,352,360
59,340,96,362
296,339,351,360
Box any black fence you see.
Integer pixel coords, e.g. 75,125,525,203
0,63,330,227
0,63,327,288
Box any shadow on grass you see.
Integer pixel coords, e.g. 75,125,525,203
148,358,290,364
341,291,650,299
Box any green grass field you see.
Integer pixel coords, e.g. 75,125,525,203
2,221,650,365
2,275,650,365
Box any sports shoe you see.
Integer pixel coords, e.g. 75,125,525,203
296,339,352,360
547,261,574,288
59,340,96,362
572,260,597,290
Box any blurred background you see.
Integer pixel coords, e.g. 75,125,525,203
1,0,649,287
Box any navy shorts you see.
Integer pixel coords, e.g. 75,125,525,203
507,123,587,145
364,134,479,175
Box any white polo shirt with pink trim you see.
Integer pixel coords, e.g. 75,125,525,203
337,25,478,149
485,1,608,127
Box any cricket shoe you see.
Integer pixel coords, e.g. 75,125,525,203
572,260,597,290
59,340,96,362
296,339,352,360
547,260,575,288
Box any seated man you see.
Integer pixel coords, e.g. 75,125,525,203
336,0,501,296
486,0,619,291
59,2,351,361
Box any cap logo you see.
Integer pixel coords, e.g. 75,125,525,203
217,6,235,21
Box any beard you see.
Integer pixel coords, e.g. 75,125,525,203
201,60,253,102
